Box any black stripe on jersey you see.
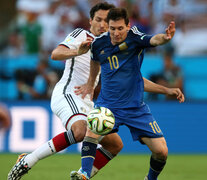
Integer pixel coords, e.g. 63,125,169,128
73,28,83,38
70,28,81,37
68,94,79,113
65,94,77,114
70,28,83,38
63,58,75,94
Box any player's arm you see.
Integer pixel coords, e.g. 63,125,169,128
143,77,185,103
88,60,100,87
51,37,93,60
74,60,100,100
150,21,175,46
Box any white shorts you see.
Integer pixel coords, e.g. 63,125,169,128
51,89,94,130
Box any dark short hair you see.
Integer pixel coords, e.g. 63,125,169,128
90,2,115,19
107,8,129,25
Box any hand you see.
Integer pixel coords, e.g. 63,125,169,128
74,83,94,101
166,88,185,103
77,37,93,55
164,21,176,40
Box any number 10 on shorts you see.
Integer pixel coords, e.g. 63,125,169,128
149,121,161,134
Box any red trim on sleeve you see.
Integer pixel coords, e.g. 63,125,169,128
59,44,70,48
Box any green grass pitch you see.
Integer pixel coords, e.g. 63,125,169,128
1,153,207,180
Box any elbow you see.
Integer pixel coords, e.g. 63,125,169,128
51,50,58,60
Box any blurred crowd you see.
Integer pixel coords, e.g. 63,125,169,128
0,0,207,100
2,0,207,57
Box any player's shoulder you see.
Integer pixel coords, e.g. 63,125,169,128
93,32,108,46
63,28,85,42
70,28,96,40
130,26,146,37
69,28,85,38
64,28,94,43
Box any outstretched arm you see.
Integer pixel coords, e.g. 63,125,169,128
143,77,185,103
51,37,93,60
150,21,175,46
74,60,100,100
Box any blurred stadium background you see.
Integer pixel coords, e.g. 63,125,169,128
0,0,207,179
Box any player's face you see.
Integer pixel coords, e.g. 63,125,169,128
90,10,109,36
109,19,130,45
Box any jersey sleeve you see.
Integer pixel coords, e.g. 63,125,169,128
59,28,85,49
130,26,153,48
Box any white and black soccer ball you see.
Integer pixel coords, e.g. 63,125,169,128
87,107,115,135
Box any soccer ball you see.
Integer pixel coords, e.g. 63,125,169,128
87,107,115,135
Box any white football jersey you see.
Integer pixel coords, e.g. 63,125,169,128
53,28,98,94
51,28,99,129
